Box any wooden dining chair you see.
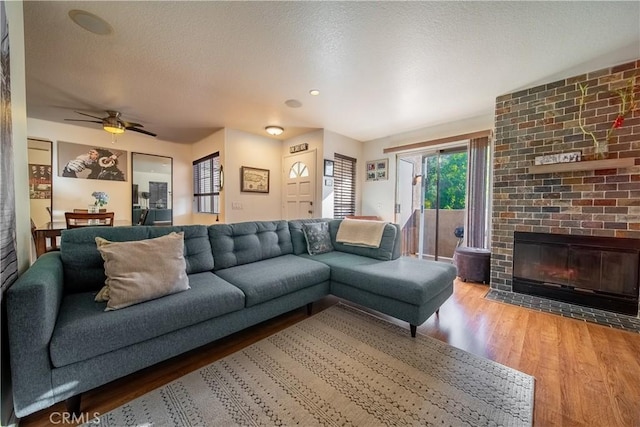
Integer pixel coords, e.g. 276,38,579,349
65,212,115,229
31,218,59,256
73,208,107,213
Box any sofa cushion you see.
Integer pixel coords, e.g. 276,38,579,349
335,218,387,248
61,225,213,294
302,252,456,305
290,219,398,259
209,221,293,271
50,272,244,367
288,219,331,255
302,222,334,255
329,220,399,260
95,232,189,311
214,254,330,307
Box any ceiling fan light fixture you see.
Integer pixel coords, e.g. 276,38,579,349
103,122,125,134
265,126,284,136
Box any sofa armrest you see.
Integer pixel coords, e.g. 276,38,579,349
7,251,64,417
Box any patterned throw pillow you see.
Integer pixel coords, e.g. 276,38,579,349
302,222,334,255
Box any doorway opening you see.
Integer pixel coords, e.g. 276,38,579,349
421,149,467,261
397,139,489,262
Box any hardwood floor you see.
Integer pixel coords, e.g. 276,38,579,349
19,280,640,426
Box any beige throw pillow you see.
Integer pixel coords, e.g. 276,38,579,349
95,232,189,311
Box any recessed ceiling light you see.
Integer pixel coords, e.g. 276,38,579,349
68,10,113,35
309,89,320,96
285,99,303,108
265,126,284,136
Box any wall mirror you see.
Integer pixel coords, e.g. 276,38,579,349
131,153,173,225
27,138,53,227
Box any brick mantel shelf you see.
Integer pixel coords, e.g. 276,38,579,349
528,158,636,174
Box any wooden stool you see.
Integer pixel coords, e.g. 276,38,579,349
454,246,491,284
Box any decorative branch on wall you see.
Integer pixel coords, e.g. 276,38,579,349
578,79,639,160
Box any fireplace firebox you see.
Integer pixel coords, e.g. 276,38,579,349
512,232,640,316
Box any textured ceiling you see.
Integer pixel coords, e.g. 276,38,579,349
23,1,640,144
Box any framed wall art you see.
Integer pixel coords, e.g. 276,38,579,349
241,166,270,193
366,158,389,181
29,164,52,199
324,159,334,177
58,141,127,181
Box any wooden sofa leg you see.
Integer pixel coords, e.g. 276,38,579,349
410,324,417,337
66,394,81,416
306,302,313,316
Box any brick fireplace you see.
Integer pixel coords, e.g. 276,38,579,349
491,59,640,318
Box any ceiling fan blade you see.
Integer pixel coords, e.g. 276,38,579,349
64,119,102,124
122,120,143,128
74,111,105,120
126,126,157,137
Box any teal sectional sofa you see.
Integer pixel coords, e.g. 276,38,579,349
7,219,456,418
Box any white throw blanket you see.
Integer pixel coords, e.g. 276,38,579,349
336,219,387,248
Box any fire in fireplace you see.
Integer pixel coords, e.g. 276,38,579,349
512,232,640,316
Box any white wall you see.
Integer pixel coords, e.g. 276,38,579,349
26,118,193,224
224,129,283,222
362,114,493,221
191,128,225,224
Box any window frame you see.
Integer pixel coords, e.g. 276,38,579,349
333,153,357,219
192,152,220,214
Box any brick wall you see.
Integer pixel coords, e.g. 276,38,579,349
491,59,640,292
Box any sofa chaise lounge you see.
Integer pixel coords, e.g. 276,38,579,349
7,219,456,418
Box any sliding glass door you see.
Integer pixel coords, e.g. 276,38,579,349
419,148,467,261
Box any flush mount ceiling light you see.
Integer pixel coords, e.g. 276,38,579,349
285,99,302,108
68,10,113,35
265,126,284,136
309,89,320,96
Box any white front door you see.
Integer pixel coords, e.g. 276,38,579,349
283,150,316,219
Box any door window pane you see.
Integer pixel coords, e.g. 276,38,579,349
289,161,309,178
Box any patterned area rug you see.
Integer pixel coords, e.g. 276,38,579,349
89,304,534,426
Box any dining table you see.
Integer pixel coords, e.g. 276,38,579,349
34,220,131,258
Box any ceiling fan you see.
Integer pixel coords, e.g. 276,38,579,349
65,110,157,137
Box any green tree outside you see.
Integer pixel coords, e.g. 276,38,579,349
424,152,467,209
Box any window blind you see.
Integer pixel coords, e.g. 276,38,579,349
333,153,356,218
193,152,220,214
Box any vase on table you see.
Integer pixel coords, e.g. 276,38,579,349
88,205,99,213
